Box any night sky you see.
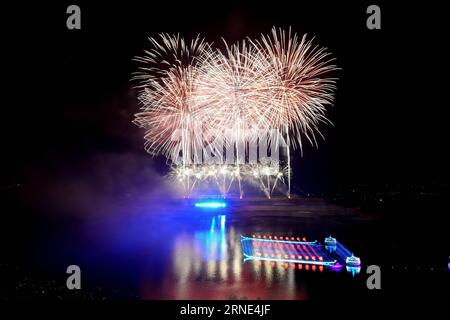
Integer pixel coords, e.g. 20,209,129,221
2,1,448,195
2,2,449,302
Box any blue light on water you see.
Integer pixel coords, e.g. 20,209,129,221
210,216,216,232
220,215,226,230
195,215,227,261
195,200,227,208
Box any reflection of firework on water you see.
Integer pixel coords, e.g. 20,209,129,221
133,28,338,198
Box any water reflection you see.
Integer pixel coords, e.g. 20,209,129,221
194,215,227,262
157,210,360,299
173,215,242,283
13,192,404,299
170,214,310,299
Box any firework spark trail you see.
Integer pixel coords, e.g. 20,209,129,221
195,40,275,142
133,28,338,198
251,27,338,151
132,35,215,164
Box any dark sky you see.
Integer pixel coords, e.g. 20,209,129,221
1,1,448,194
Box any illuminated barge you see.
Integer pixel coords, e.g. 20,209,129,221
241,234,361,270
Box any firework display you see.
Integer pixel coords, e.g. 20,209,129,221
133,28,338,198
